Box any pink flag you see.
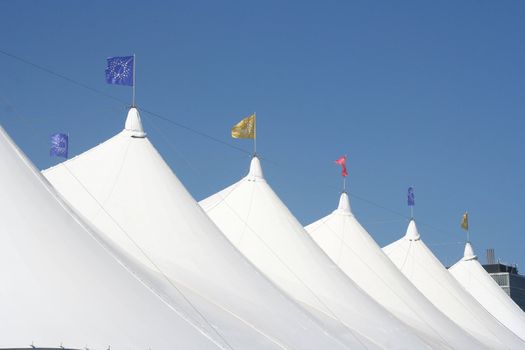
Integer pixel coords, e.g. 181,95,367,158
335,155,348,177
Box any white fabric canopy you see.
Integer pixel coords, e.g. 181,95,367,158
383,220,525,349
449,242,525,341
200,156,443,350
0,124,226,349
306,192,486,349
42,108,350,350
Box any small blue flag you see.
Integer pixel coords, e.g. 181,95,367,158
50,133,68,158
407,187,415,206
105,56,134,86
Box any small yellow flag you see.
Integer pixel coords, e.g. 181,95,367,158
461,212,469,231
231,114,256,139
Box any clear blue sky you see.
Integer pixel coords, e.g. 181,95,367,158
1,0,523,269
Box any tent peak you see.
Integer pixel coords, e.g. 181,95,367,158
124,107,146,137
333,191,352,215
462,242,477,261
247,155,264,179
404,219,421,241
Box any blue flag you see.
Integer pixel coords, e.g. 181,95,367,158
50,133,68,158
105,56,134,86
407,186,415,206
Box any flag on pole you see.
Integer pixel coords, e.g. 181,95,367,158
407,187,415,206
105,56,134,86
50,133,68,158
335,155,348,177
461,212,469,231
231,114,256,139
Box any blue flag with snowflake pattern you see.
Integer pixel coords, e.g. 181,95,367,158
105,56,134,86
50,133,68,158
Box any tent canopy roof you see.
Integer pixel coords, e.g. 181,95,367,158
383,219,525,349
306,192,485,350
42,110,350,350
200,156,445,350
449,242,525,342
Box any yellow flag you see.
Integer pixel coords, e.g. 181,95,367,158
231,114,255,139
461,212,469,231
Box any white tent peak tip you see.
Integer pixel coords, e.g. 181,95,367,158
462,241,477,261
404,219,421,241
124,107,146,137
334,191,352,215
247,155,264,179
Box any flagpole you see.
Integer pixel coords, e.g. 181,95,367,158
132,53,136,107
254,112,257,156
344,154,347,192
467,211,470,243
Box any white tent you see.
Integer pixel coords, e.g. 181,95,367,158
42,108,351,350
383,220,525,349
449,242,525,341
306,192,486,349
200,156,444,350
0,124,229,349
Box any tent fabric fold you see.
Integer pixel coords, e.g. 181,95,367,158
200,156,444,350
306,192,486,349
449,242,525,341
42,108,352,350
383,220,525,349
